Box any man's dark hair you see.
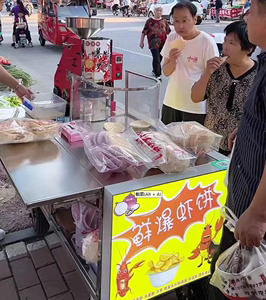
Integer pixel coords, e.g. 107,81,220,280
171,1,197,17
224,20,256,56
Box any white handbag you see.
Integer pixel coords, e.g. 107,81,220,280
211,207,266,300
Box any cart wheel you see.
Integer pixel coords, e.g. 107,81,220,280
39,31,46,46
189,276,210,300
31,208,50,235
53,86,61,97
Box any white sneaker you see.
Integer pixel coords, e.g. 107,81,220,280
0,229,6,241
14,43,18,49
29,42,33,47
156,76,162,81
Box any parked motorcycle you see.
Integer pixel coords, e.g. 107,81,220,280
121,5,131,16
5,0,12,12
131,4,148,16
112,3,120,15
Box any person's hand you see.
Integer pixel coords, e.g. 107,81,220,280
206,56,227,76
16,84,35,101
139,41,144,49
235,207,266,248
228,127,238,151
169,48,182,63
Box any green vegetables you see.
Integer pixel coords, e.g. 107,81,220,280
3,65,36,88
5,96,21,107
0,95,21,108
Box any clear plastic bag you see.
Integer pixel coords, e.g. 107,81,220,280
133,130,196,174
71,202,98,232
157,120,222,154
0,118,61,144
211,207,266,299
82,229,100,264
71,203,99,258
81,129,152,173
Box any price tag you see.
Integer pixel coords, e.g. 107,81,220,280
56,117,70,123
212,160,230,170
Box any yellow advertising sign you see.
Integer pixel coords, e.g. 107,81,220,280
111,171,227,300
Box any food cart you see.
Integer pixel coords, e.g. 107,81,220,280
0,71,229,299
0,10,229,299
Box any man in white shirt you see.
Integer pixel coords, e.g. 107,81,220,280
161,1,219,125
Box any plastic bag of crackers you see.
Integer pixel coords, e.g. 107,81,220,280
211,207,266,300
157,120,222,154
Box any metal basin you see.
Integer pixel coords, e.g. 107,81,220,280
66,17,104,39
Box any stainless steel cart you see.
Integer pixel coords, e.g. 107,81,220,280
0,127,228,300
0,73,228,300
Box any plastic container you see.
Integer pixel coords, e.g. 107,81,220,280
23,93,67,120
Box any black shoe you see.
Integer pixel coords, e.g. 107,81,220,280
11,43,15,47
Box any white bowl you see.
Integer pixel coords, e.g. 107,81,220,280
148,264,179,287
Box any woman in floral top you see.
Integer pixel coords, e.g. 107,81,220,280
140,5,171,79
191,20,257,156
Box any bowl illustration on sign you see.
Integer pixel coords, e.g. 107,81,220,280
148,253,184,287
114,193,140,217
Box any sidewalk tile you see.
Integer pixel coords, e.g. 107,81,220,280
5,242,28,262
0,277,19,300
65,271,90,300
28,241,54,269
19,284,47,300
38,263,68,298
45,234,61,250
0,251,12,280
10,257,40,291
27,240,47,251
52,247,75,275
49,292,74,300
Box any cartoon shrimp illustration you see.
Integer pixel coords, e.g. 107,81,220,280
188,216,224,267
116,253,144,298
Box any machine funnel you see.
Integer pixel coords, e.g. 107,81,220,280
66,17,104,39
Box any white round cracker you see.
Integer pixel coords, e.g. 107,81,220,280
170,38,186,51
103,122,125,133
130,120,150,129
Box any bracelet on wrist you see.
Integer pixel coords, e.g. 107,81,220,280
14,83,22,91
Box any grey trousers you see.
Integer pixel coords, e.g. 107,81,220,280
216,8,221,22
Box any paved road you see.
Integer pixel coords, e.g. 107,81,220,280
0,10,228,104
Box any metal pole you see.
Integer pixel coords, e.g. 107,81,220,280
157,82,161,120
125,71,129,116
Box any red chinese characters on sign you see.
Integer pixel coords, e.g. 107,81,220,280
113,182,222,261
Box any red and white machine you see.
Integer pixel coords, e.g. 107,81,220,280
54,17,123,104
